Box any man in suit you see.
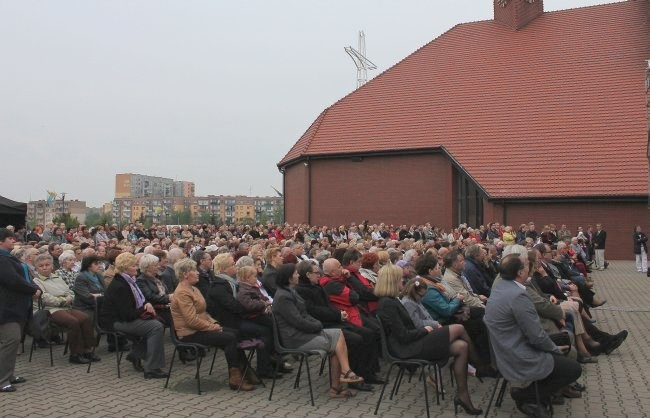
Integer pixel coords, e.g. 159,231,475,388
485,254,581,418
593,224,607,270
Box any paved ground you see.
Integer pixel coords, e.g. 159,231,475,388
1,261,647,418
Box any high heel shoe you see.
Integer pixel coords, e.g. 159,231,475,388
453,397,482,415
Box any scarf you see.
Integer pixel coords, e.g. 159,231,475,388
121,273,146,309
81,271,103,289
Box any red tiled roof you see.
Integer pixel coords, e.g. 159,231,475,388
278,1,650,198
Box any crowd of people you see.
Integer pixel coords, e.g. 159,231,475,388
0,219,641,417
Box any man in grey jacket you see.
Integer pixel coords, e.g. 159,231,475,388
485,254,581,418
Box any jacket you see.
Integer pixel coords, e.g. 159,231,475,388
159,266,178,293
0,250,38,324
376,296,429,359
206,276,245,328
272,287,323,348
400,297,439,328
634,232,648,254
136,274,170,305
72,271,106,312
345,265,378,313
442,269,484,308
237,281,269,319
101,273,145,330
261,265,279,296
421,283,462,323
319,275,363,327
484,279,559,386
295,281,343,328
171,282,219,337
462,257,491,297
34,273,75,313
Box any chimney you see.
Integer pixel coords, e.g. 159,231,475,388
494,0,544,30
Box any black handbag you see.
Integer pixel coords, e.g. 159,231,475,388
27,309,52,340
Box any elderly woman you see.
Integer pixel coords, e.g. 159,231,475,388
72,255,106,313
56,250,78,289
171,259,255,391
375,264,484,415
100,253,167,379
136,254,172,326
32,253,98,365
273,263,364,398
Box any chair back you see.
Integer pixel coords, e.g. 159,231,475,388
375,316,400,362
167,316,183,346
269,313,288,353
93,296,107,332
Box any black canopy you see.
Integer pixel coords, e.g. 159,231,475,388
0,196,27,228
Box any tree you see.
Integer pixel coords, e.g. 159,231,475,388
170,209,192,225
85,209,113,228
52,213,80,229
273,203,284,225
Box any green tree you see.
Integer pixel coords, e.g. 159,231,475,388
273,203,284,225
52,213,80,229
171,209,192,225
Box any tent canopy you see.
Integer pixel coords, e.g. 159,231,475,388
0,196,27,228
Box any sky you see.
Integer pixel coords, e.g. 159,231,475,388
0,0,622,207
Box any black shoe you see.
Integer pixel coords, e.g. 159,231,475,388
453,398,482,415
9,377,26,385
604,330,628,355
178,351,196,364
126,354,144,372
83,353,101,362
258,372,283,379
561,386,582,398
348,382,374,392
515,401,551,418
569,382,586,392
364,375,387,385
550,394,565,405
0,385,16,393
144,369,169,379
69,354,91,364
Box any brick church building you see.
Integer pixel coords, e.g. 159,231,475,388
278,0,650,259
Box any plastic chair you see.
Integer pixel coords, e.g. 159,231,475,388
483,332,553,418
27,297,69,366
374,316,448,418
86,296,135,377
268,313,329,407
164,317,218,395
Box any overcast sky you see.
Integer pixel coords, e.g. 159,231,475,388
0,0,621,207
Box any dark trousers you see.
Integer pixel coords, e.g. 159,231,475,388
239,318,274,375
583,320,613,344
513,354,582,404
180,328,240,368
51,309,94,355
342,323,380,378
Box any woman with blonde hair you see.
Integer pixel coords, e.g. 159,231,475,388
375,264,484,415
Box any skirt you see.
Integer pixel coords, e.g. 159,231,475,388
296,328,341,354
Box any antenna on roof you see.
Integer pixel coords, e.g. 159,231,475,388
345,31,377,89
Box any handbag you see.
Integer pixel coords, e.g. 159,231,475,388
27,309,52,340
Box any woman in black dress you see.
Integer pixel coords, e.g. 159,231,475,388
375,264,483,415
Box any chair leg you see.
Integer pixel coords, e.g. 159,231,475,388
87,345,97,373
117,349,124,379
268,355,281,401
63,340,69,356
434,364,446,405
294,355,305,389
29,338,35,362
165,347,177,389
389,368,403,400
375,363,395,415
394,366,407,396
49,343,54,367
209,348,218,375
238,350,250,392
483,376,501,418
304,356,315,407
495,379,508,407
195,352,203,395
421,367,431,418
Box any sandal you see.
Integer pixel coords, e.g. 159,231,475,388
328,386,355,398
340,370,364,383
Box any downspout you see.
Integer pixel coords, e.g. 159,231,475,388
307,158,312,225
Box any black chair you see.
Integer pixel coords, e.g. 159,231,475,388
28,297,69,366
86,296,134,377
374,317,448,418
164,317,218,395
268,313,329,407
483,333,553,418
237,338,266,392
